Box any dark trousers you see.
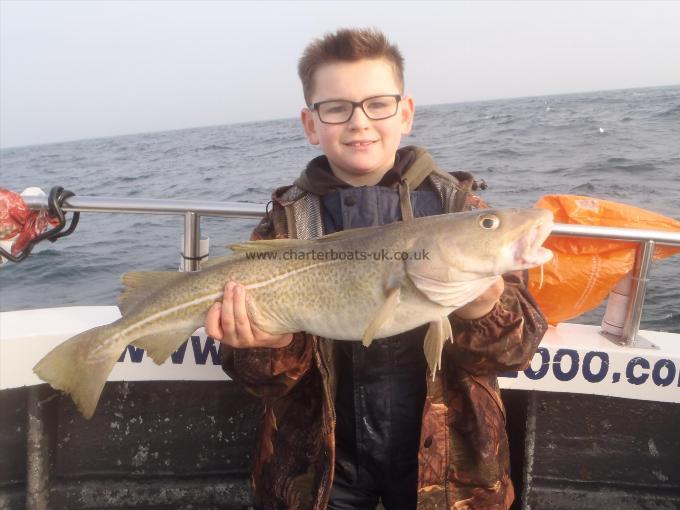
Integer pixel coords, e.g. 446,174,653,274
327,448,418,510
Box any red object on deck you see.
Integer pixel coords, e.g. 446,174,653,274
0,188,58,255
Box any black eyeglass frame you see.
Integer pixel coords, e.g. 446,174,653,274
310,94,403,124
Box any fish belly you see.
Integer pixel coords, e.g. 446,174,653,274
252,277,451,341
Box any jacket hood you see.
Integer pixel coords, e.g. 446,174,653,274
292,146,428,196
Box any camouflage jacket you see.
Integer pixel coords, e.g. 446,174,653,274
221,148,548,509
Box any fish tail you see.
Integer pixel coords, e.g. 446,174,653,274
33,324,120,419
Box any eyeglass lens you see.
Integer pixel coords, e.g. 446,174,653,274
317,95,400,124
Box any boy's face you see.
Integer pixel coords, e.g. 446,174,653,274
301,58,414,186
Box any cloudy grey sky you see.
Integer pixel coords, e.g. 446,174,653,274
1,0,679,148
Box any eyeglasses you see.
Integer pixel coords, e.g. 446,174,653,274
310,94,402,124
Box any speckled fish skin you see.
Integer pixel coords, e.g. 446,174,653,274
33,208,553,418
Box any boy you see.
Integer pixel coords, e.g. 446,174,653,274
205,28,547,510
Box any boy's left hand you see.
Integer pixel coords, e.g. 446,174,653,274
452,276,505,320
205,282,294,349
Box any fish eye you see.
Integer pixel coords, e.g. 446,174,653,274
479,213,500,230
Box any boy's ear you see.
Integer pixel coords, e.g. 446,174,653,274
301,108,320,145
400,95,415,135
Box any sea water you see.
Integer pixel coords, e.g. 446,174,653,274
1,85,679,332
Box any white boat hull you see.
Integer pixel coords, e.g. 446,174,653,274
2,305,678,404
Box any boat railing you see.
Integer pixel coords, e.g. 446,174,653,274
22,194,680,348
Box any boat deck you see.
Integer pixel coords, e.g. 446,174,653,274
1,306,679,509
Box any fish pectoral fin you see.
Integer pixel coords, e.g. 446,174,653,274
132,326,198,365
362,286,401,347
408,272,498,309
119,271,186,316
423,318,454,380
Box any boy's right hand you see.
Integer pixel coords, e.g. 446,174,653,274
205,282,294,349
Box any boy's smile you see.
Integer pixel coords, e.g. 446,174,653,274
301,59,414,186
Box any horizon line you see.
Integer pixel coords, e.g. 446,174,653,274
2,82,678,151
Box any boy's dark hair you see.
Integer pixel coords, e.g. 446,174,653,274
298,27,404,106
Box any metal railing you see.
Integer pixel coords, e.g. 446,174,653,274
549,227,676,348
22,194,680,347
22,195,266,272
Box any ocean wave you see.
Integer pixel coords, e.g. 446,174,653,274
496,117,516,126
569,182,597,194
611,162,658,173
119,174,149,182
583,160,660,174
655,104,680,118
478,148,522,158
543,166,570,175
227,187,271,201
567,180,667,202
196,144,232,152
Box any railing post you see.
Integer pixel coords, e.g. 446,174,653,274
181,212,201,272
25,386,55,510
622,240,655,346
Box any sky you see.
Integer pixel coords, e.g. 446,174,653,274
1,0,679,149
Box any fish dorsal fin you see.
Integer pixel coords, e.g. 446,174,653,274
312,224,386,242
228,238,311,253
229,224,387,253
199,254,238,269
119,271,183,316
408,271,498,308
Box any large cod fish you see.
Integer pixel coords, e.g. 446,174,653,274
34,208,553,418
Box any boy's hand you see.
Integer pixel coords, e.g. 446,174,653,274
205,282,293,348
453,276,505,320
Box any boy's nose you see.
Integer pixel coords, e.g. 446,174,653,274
347,105,371,128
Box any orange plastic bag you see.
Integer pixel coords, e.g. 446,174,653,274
528,195,680,325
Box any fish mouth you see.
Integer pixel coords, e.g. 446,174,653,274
514,216,554,267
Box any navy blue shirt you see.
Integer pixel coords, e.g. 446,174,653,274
321,183,443,480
